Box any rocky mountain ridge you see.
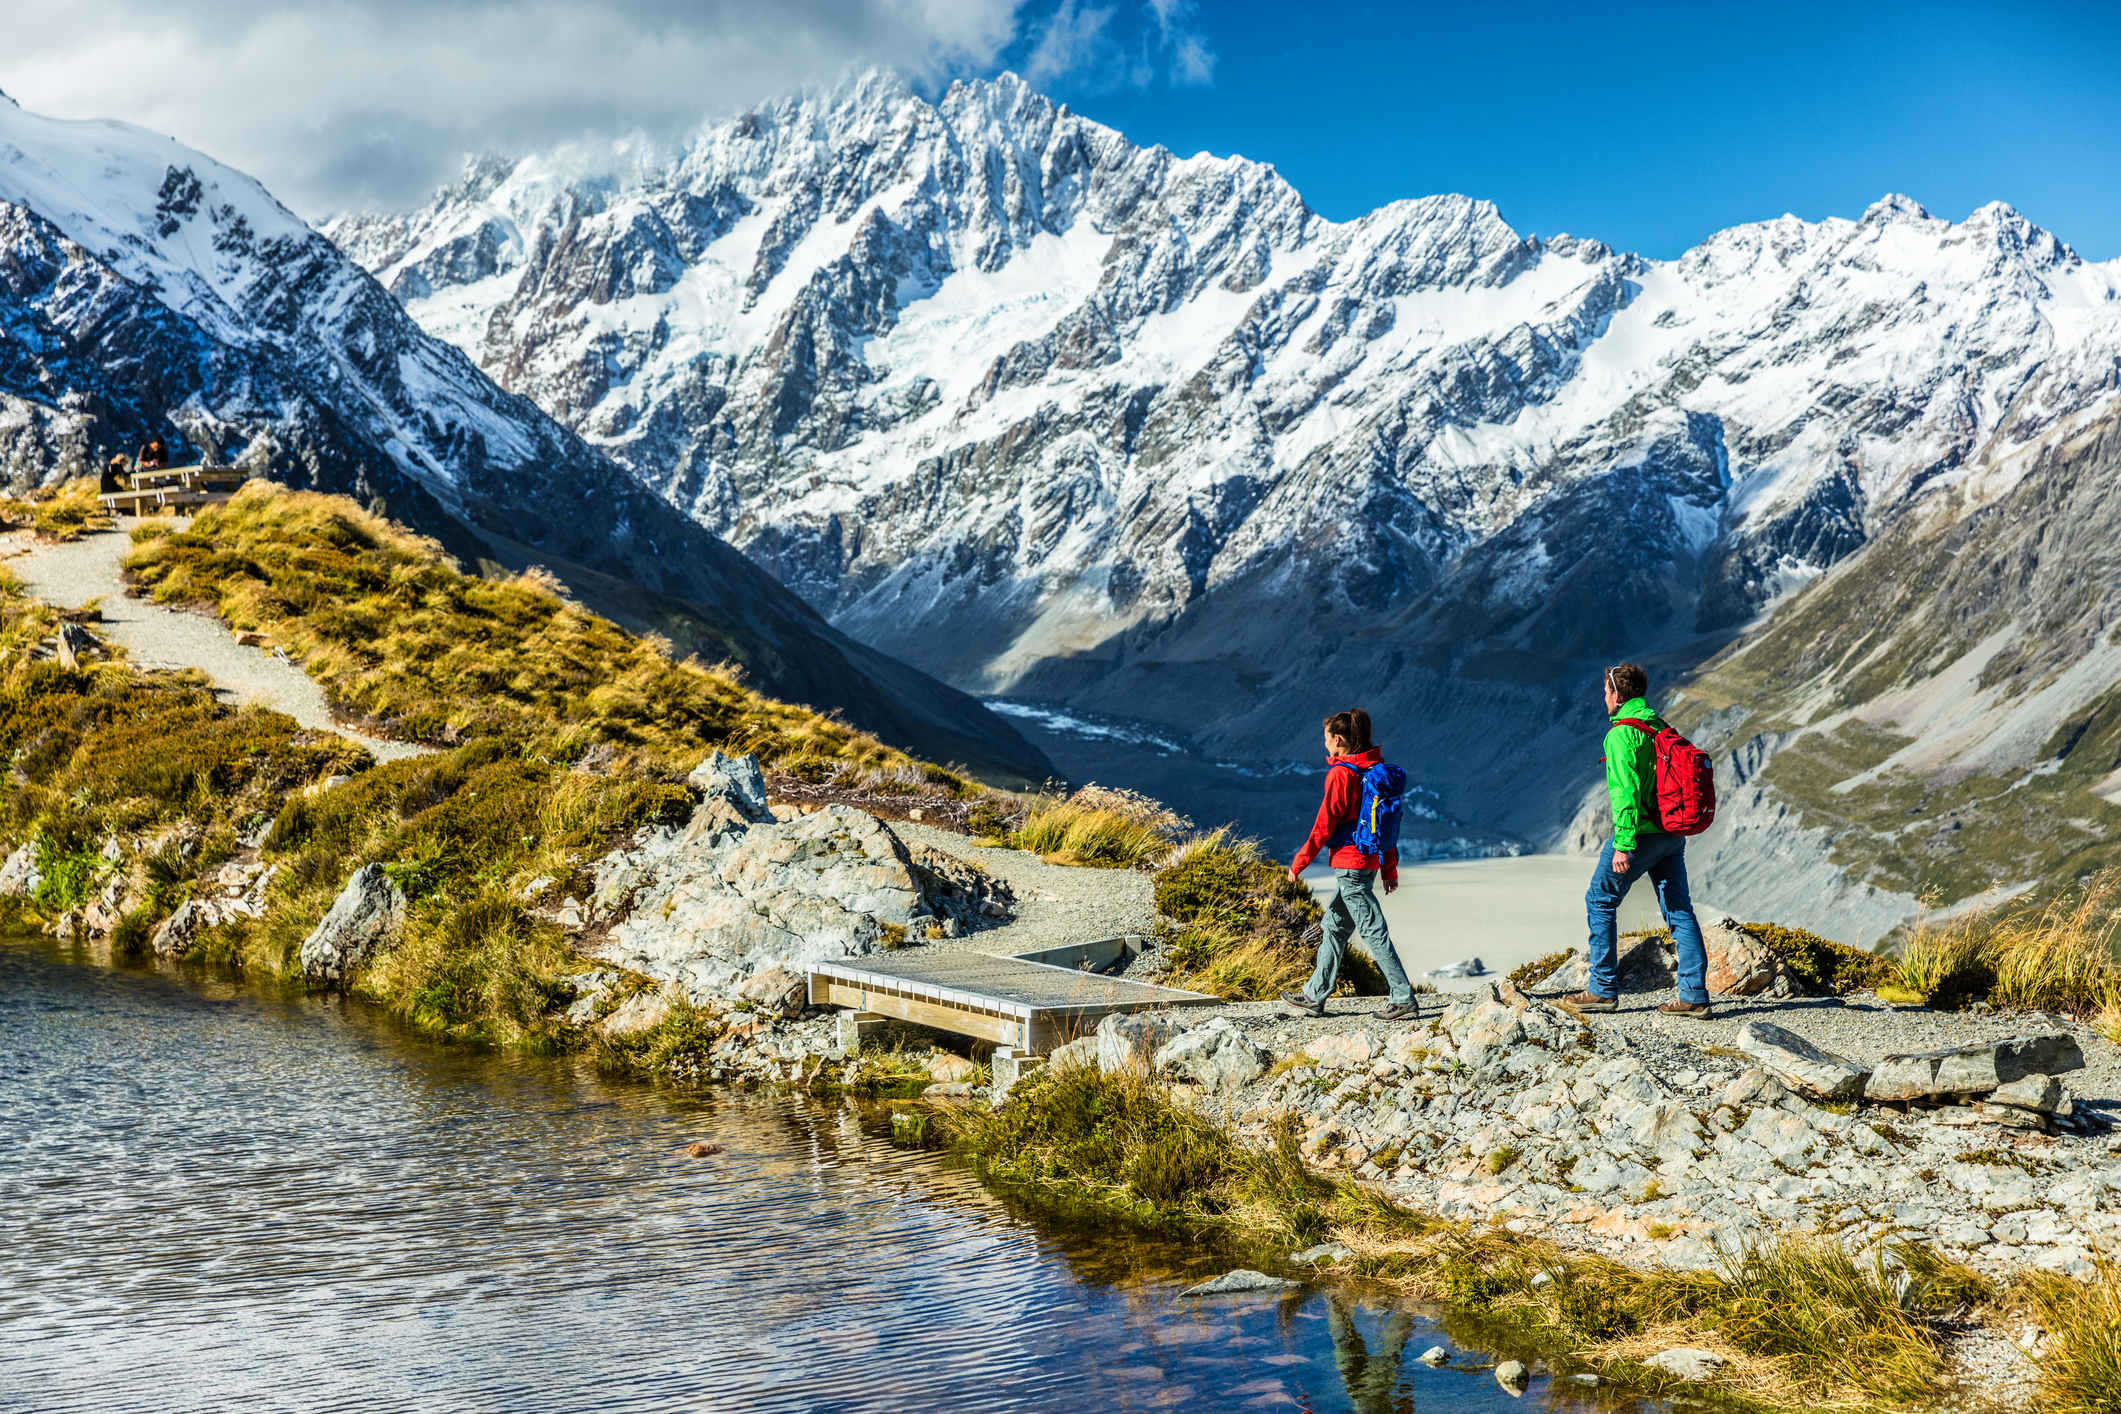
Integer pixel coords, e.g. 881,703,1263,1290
0,92,1050,784
329,69,2121,915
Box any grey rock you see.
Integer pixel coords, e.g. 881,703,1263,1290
1418,1347,1449,1366
1494,1359,1528,1391
149,899,210,958
1288,1242,1352,1265
1867,1035,2086,1101
1989,1073,2064,1113
1646,1347,1725,1381
1154,1016,1267,1091
1547,933,1675,994
1098,1010,1190,1076
0,843,41,898
1736,1019,1870,1101
1702,915,1801,997
597,990,670,1038
736,964,808,1019
1047,1035,1099,1071
1719,1068,1793,1110
1940,1221,1994,1248
299,865,407,981
1182,1269,1296,1296
687,750,772,822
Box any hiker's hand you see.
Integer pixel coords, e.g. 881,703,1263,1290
1384,876,1398,895
1612,851,1631,874
1287,864,1301,882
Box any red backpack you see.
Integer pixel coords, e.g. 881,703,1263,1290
1615,719,1717,836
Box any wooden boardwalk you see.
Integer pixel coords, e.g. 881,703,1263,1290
808,939,1218,1053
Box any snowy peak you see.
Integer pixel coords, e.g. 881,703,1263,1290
324,68,2121,831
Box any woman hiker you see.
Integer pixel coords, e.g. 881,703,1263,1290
1562,662,1715,1017
1280,708,1421,1021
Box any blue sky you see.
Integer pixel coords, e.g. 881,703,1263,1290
8,0,2117,252
1014,0,2121,259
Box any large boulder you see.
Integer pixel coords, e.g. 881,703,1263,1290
1155,1017,1269,1092
1545,933,1675,994
1702,916,1801,997
299,865,408,982
736,964,807,1019
1866,1034,2086,1102
592,805,954,1002
1735,1019,1870,1102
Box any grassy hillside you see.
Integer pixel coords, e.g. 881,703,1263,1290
1,485,998,1049
1668,410,2121,914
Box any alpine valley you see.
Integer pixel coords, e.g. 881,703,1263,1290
8,67,2121,937
321,69,2121,939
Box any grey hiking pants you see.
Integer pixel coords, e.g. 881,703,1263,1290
1302,868,1414,1005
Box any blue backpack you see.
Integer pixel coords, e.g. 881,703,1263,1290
1330,760,1408,858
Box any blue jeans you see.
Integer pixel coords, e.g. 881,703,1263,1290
1304,869,1414,1005
1584,834,1709,1004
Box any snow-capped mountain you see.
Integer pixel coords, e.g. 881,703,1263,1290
0,90,1051,783
330,68,2121,867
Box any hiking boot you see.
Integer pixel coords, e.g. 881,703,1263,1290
1561,991,1617,1012
1279,989,1326,1018
1374,1000,1420,1022
1659,1000,1714,1017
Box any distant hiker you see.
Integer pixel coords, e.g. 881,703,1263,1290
1281,707,1420,1021
100,454,131,494
137,438,167,470
1564,663,1717,1018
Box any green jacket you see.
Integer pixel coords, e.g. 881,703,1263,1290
1603,696,1664,851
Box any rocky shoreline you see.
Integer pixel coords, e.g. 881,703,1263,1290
11,747,2115,1397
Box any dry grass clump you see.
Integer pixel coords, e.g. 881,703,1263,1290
1,477,110,540
1889,899,1994,1007
1983,873,2121,1016
1008,785,1187,868
2022,1257,2121,1413
121,483,910,775
1148,831,1376,1000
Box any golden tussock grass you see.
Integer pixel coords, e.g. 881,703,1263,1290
1,477,110,540
1982,872,2121,1016
121,483,913,776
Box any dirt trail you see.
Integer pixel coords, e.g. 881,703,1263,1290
4,524,431,762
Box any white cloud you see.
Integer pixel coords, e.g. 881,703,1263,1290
0,0,1213,216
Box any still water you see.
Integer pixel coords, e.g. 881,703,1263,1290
2,937,1651,1413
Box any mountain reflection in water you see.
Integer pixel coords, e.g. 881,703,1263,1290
1,935,1653,1413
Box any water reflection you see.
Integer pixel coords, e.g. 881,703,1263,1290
2,935,1654,1413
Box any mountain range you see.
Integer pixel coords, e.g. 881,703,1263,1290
326,68,2121,933
0,89,1051,785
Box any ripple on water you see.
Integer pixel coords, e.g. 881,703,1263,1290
0,935,1636,1413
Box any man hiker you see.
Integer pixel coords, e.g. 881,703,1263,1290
1563,663,1714,1017
1280,707,1421,1021
136,437,167,471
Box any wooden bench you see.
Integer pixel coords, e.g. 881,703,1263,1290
100,486,236,517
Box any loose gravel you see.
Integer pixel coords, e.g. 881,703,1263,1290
893,821,1160,956
4,525,430,762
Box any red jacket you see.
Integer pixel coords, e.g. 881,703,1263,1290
1291,747,1399,885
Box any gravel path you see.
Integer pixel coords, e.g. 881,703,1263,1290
892,821,1160,954
3,525,431,762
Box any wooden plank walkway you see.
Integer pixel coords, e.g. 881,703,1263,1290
809,942,1219,1053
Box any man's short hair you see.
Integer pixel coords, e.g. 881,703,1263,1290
1605,663,1648,701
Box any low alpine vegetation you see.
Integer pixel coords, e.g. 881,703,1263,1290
1150,832,1385,1001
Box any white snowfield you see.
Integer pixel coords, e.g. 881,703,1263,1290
325,68,2121,712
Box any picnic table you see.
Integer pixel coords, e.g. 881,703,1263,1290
100,465,246,516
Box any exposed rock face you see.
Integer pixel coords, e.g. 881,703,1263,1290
335,68,2121,867
0,844,40,898
300,865,408,981
1095,1011,1190,1075
0,95,1049,784
582,791,1010,1005
1735,1020,1871,1102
